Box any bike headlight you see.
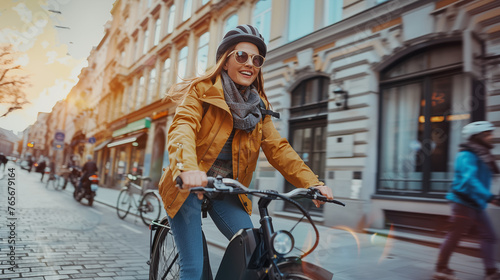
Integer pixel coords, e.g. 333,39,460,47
271,230,294,255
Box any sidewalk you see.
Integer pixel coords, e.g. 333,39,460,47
78,183,498,280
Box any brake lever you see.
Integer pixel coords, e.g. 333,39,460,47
307,188,345,207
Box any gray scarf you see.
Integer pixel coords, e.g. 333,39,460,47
221,71,261,133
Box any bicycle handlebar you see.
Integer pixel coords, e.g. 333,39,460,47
176,176,345,206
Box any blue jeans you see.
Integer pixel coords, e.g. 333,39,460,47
167,193,253,279
437,202,497,271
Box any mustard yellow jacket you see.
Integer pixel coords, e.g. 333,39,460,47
159,75,323,218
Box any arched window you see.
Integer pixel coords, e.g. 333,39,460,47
377,43,476,197
285,76,329,213
252,0,271,44
224,14,238,35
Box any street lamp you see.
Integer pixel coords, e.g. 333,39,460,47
333,87,349,110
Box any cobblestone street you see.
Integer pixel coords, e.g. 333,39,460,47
0,165,151,279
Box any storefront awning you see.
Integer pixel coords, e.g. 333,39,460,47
107,133,145,148
93,139,112,151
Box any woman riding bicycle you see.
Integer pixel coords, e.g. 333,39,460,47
158,24,334,280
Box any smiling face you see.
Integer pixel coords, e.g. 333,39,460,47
223,42,260,87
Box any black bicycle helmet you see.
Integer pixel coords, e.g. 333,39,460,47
216,24,267,61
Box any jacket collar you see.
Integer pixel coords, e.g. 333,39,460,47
198,75,231,115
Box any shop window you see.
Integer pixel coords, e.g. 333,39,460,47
377,43,480,197
252,0,271,44
285,76,329,214
115,147,128,183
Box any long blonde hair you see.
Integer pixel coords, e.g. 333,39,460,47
164,45,268,104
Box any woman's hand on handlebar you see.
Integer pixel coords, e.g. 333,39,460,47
311,185,334,208
177,170,207,200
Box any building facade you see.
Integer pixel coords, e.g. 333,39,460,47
29,0,500,249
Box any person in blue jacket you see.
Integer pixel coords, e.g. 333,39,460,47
434,121,500,280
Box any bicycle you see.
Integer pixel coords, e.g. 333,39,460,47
45,173,65,190
148,176,345,280
116,174,163,226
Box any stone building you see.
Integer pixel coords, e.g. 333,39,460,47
34,0,500,250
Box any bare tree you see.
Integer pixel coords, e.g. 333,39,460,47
0,44,30,118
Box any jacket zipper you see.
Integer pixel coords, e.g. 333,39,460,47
236,131,241,180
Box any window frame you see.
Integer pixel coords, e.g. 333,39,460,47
375,43,484,198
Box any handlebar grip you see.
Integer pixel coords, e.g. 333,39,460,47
175,176,215,190
175,176,183,189
328,199,345,207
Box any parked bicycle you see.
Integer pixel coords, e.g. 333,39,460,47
148,176,345,280
45,173,64,190
117,174,163,226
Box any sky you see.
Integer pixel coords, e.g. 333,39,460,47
0,0,115,136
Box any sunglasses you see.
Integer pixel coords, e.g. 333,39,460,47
227,50,265,68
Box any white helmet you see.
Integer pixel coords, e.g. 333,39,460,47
462,121,495,139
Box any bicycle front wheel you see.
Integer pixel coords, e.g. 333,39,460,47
150,222,179,280
55,176,65,190
116,189,132,219
140,192,162,226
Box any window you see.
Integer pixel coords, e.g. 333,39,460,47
160,58,171,97
121,85,130,113
166,5,176,34
120,49,126,66
133,37,139,61
153,18,161,46
177,47,188,82
197,32,209,75
288,0,314,41
142,29,149,54
202,0,209,5
252,0,271,44
135,76,145,109
224,14,238,34
182,0,192,21
285,76,329,214
291,77,329,107
377,43,475,197
325,0,342,26
147,68,156,104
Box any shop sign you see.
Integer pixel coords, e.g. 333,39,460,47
112,118,151,137
152,110,169,120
